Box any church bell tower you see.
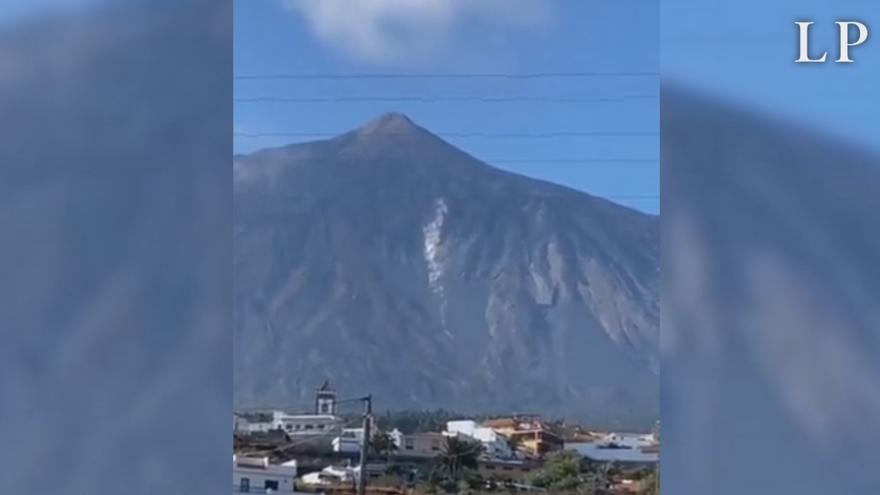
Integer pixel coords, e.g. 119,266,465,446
315,380,337,415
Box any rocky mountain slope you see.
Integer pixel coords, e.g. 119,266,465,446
234,113,659,427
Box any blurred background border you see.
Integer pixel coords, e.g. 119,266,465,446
0,0,232,493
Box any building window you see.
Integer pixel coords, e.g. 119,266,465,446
305,424,314,430
240,477,250,492
318,424,325,430
265,480,279,491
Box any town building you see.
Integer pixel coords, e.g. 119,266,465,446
300,465,357,487
507,428,564,457
269,381,343,437
477,458,538,483
482,417,563,457
565,432,660,465
314,380,337,415
332,427,365,454
234,413,275,435
272,411,342,436
235,383,344,438
233,455,304,493
299,463,385,487
390,429,445,458
445,420,516,459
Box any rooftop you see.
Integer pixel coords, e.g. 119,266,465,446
273,413,340,420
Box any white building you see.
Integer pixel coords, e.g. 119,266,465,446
300,465,358,487
300,463,385,487
314,381,337,415
390,429,445,458
272,411,342,436
597,432,655,448
446,420,516,460
332,428,365,453
268,381,343,437
234,414,274,435
233,455,304,493
565,432,660,465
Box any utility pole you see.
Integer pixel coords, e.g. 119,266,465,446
357,395,372,495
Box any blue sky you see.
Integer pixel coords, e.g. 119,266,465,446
0,0,94,22
234,0,659,214
663,0,878,153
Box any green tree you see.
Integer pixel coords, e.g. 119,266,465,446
432,436,484,488
532,450,585,492
370,430,398,461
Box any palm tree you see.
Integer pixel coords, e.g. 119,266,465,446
433,436,484,484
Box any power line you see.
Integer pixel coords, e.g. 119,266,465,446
234,95,658,104
490,158,657,164
234,71,659,81
230,188,656,201
597,195,659,200
234,131,658,139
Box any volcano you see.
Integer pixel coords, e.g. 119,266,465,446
233,113,659,427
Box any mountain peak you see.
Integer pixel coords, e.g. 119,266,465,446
235,106,660,427
357,112,422,137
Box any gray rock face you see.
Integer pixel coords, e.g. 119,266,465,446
234,113,659,427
